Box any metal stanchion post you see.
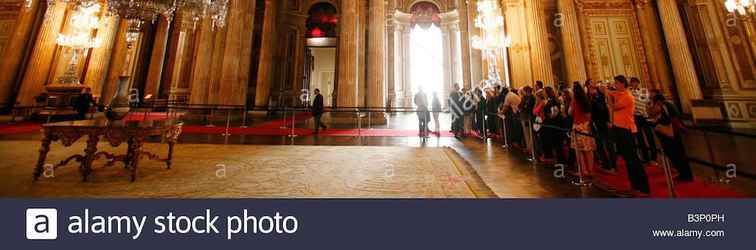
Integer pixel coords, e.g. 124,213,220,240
357,111,363,138
222,109,232,137
659,150,677,198
368,111,372,130
240,107,248,128
206,108,216,127
527,120,537,162
501,115,509,149
288,110,297,138
9,109,17,124
572,130,591,187
281,107,288,129
482,114,487,140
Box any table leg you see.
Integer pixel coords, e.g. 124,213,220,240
166,142,175,170
129,139,144,182
33,136,53,181
80,134,100,182
124,138,135,169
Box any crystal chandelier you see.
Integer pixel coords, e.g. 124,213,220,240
108,0,228,49
106,0,229,29
56,1,102,85
34,0,228,48
725,0,755,15
471,0,511,87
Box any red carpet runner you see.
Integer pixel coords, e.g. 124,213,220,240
0,122,41,135
592,157,745,198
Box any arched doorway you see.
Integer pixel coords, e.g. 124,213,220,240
303,2,338,107
393,2,463,107
409,2,444,105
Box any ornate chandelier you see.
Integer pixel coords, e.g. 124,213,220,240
33,0,228,45
106,0,229,28
471,0,510,51
470,0,511,87
725,0,756,15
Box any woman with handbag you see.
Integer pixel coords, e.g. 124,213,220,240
542,87,566,164
649,94,694,182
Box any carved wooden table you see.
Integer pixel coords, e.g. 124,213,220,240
33,118,183,182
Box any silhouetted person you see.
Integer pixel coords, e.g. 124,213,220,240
431,92,442,135
312,89,327,133
449,84,464,138
75,87,96,120
415,88,430,138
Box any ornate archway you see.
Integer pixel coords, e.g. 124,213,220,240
392,1,462,107
303,2,339,107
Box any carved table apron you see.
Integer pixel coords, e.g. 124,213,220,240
33,119,183,182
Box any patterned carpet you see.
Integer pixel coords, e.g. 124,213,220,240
0,141,495,198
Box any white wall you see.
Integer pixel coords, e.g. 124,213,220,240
310,47,336,107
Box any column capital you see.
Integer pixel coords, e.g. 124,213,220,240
501,0,525,9
633,0,654,8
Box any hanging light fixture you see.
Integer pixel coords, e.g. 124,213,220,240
38,0,228,48
470,0,511,87
725,0,756,15
107,0,229,48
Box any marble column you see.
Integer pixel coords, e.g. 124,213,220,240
391,23,403,107
634,0,675,96
686,0,738,93
392,11,412,107
386,11,395,107
450,23,463,87
657,0,703,113
15,2,67,106
189,18,215,105
366,0,385,108
457,0,473,89
357,0,368,107
218,0,255,106
401,27,412,105
254,0,278,107
441,25,453,93
441,10,463,93
503,0,533,88
525,0,555,85
467,0,483,87
83,15,120,99
0,1,40,109
557,0,587,85
101,20,132,104
143,18,171,99
162,13,195,103
337,0,359,108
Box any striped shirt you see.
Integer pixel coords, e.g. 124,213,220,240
632,88,649,117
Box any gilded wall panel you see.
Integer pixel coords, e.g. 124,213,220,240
0,1,20,59
576,0,650,85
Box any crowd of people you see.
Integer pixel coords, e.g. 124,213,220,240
441,75,694,196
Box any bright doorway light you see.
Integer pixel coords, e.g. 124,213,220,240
410,24,444,103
